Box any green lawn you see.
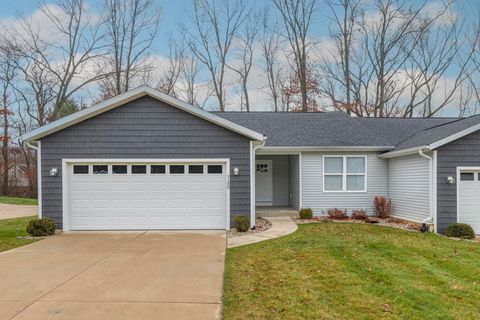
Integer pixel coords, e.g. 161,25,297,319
224,222,480,320
0,196,38,206
0,216,39,252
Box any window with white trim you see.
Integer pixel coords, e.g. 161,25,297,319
324,156,366,192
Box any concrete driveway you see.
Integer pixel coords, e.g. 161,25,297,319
0,204,37,220
0,231,226,320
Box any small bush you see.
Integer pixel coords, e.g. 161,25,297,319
26,218,56,237
327,208,348,220
351,209,368,220
445,223,475,239
234,215,250,232
373,196,391,218
299,208,313,219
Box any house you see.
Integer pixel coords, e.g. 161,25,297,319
22,86,480,234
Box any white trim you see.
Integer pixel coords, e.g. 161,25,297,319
258,146,394,154
22,86,264,142
322,155,368,193
299,152,303,208
433,150,438,233
430,123,480,149
250,141,255,228
61,158,231,232
379,146,430,159
26,141,42,218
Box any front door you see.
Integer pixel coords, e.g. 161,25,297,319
256,160,273,206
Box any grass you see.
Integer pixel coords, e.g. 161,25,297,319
0,196,38,206
223,221,480,320
0,216,39,252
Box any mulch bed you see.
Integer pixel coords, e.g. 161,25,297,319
294,216,423,232
228,217,272,238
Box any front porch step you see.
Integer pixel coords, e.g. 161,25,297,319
256,207,298,217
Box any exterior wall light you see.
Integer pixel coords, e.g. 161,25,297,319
49,168,59,176
233,167,240,176
446,176,456,184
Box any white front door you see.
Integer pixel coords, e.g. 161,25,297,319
458,170,480,234
255,160,273,206
66,161,228,230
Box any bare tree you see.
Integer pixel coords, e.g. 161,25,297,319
260,10,285,112
227,14,259,111
273,0,317,112
185,0,248,111
101,0,161,97
0,46,17,194
154,36,186,96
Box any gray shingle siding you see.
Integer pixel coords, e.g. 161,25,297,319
436,129,480,233
40,96,251,228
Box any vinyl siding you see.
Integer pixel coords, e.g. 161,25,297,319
388,154,430,222
436,129,480,233
256,155,290,206
301,152,388,214
40,96,251,228
289,155,300,210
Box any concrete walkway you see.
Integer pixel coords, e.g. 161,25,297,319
228,217,298,248
0,204,37,220
0,231,226,320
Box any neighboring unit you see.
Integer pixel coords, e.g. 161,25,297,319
22,86,480,234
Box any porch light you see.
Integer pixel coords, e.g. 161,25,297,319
49,168,59,176
446,176,456,184
233,167,240,176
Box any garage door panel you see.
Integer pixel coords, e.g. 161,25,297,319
68,162,227,230
459,171,480,234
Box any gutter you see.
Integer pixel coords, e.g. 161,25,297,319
418,149,434,227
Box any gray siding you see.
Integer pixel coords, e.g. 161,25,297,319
301,152,388,214
40,96,251,228
388,154,430,222
256,155,290,206
289,155,300,210
437,130,480,233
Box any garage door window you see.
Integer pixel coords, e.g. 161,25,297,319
461,172,475,181
151,165,166,174
93,165,108,174
132,165,147,174
189,165,204,174
73,165,89,174
170,165,185,174
208,165,223,174
112,165,127,174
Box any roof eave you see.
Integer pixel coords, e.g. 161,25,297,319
21,86,264,142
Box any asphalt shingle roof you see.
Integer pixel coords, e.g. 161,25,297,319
214,111,480,151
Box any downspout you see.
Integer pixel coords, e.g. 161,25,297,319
26,141,42,218
419,149,433,230
250,137,267,228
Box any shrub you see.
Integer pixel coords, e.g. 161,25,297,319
233,215,250,232
327,208,348,220
351,209,368,220
373,196,391,218
445,223,475,239
26,218,56,237
299,208,313,219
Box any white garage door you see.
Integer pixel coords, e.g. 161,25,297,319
66,162,228,230
458,170,480,234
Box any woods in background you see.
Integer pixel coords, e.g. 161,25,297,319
1,0,480,195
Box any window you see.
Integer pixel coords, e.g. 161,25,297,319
93,165,108,174
112,165,127,174
461,172,475,181
151,165,166,174
170,165,185,174
73,165,89,174
324,156,366,192
131,165,147,174
189,165,204,174
256,164,268,173
208,165,223,174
